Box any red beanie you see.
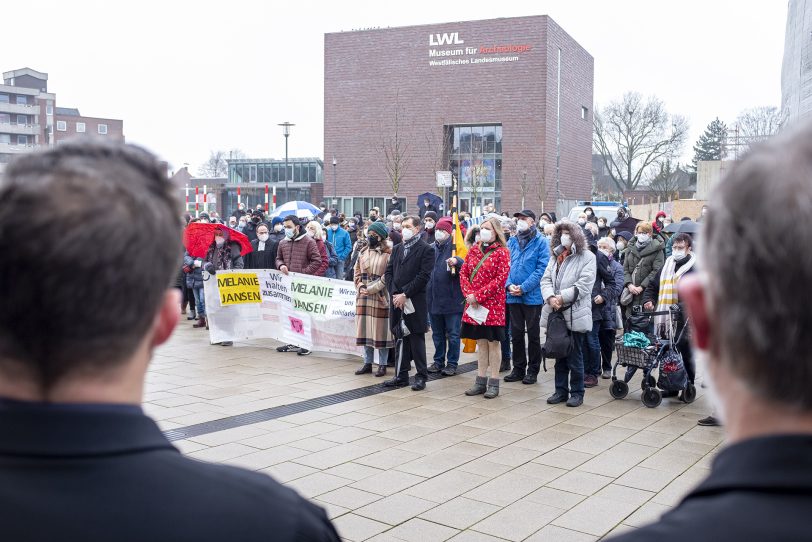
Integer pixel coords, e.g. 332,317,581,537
436,217,453,235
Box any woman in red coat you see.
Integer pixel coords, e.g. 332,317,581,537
460,217,510,398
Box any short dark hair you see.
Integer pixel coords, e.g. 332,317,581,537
283,215,299,226
402,215,421,229
0,140,181,390
671,233,692,248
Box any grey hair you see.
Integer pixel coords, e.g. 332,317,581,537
702,121,812,410
597,236,616,251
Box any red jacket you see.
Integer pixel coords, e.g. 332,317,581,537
314,238,329,277
460,243,510,326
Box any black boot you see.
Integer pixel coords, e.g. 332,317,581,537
499,358,511,372
355,364,372,375
503,369,525,382
383,375,409,388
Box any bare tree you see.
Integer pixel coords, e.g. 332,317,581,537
647,159,682,202
734,106,781,152
198,150,228,177
380,93,411,197
519,171,531,210
469,164,489,217
593,92,689,193
533,160,548,214
425,124,450,177
198,148,246,178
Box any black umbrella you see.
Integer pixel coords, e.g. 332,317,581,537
611,216,640,235
665,220,700,234
416,192,444,213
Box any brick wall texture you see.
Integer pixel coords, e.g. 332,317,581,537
324,15,593,215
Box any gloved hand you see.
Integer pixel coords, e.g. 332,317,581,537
182,265,192,274
204,262,216,275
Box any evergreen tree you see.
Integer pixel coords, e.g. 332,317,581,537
692,118,728,167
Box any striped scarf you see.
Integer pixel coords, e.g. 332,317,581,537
402,234,420,258
655,254,696,328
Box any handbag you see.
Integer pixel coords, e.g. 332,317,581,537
543,306,574,360
620,260,643,306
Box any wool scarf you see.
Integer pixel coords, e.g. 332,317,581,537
654,254,696,328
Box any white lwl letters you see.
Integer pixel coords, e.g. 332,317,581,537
429,32,464,46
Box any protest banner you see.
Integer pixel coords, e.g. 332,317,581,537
203,269,362,357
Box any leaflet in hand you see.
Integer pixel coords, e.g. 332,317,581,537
466,304,489,324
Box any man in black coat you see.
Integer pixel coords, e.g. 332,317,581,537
607,121,812,542
244,222,278,270
0,141,340,542
418,197,438,219
383,215,434,391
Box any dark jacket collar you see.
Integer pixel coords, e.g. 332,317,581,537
689,435,812,498
0,400,176,458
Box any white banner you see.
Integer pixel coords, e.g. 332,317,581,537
203,269,363,357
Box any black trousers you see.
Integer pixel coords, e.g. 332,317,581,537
599,328,616,371
183,285,196,312
509,304,542,375
396,333,428,380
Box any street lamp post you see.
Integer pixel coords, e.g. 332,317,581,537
278,122,295,204
332,156,337,209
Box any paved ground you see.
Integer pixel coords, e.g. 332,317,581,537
148,321,723,541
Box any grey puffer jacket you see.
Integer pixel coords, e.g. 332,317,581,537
623,236,665,308
541,245,597,334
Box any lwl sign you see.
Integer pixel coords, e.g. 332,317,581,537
429,32,464,46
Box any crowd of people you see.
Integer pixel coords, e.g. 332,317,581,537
181,196,705,408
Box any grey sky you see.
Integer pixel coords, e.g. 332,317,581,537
7,0,786,173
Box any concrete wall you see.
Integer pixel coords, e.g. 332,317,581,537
696,160,735,199
628,199,707,223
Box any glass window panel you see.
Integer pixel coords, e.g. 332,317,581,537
0,94,9,103
495,126,503,153
460,126,472,153
0,113,9,123
472,126,483,153
452,126,461,155
0,134,10,144
16,95,27,105
483,126,496,153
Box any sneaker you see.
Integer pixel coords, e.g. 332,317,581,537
503,370,525,383
601,369,611,379
521,374,537,385
276,344,299,353
547,392,568,404
697,416,721,427
427,364,443,373
566,395,584,407
584,375,598,388
441,366,457,376
297,348,311,356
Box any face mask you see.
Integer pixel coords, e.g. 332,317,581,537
386,240,393,249
617,241,626,250
284,227,295,239
672,249,687,260
252,217,260,224
402,228,415,241
258,233,269,242
229,222,237,228
479,229,493,243
424,202,430,207
541,219,550,225
215,237,225,247
578,219,586,226
434,231,449,243
600,248,613,259
393,223,402,231
274,224,283,232
516,219,530,232
425,221,435,230
474,235,480,243
367,235,380,248
330,225,339,231
306,230,315,238
560,234,572,248
598,222,606,228
586,211,593,217
637,233,650,243
239,221,247,228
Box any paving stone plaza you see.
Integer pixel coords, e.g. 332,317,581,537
149,325,722,541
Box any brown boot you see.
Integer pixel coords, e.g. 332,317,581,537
193,316,207,328
375,364,387,377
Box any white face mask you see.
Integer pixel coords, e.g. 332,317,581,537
386,240,394,249
577,219,586,226
402,228,415,241
284,227,295,239
560,234,572,248
425,221,435,230
434,231,449,243
215,237,225,247
239,221,247,228
475,235,481,243
306,230,315,238
617,241,626,250
637,233,650,243
516,219,530,232
479,229,493,243
586,211,593,216
393,223,402,231
672,249,687,259
257,233,269,242
330,224,339,231
599,248,613,259
229,222,237,228
274,224,283,232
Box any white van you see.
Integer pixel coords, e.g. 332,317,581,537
566,201,626,223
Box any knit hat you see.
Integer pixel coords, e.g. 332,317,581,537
368,221,388,239
424,211,438,222
271,216,284,228
616,230,633,241
436,217,453,235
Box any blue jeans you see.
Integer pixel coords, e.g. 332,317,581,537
584,320,602,377
364,346,389,366
429,312,462,368
193,287,206,316
554,331,586,397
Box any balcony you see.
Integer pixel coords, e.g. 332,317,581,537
0,102,40,115
0,122,39,136
0,142,39,154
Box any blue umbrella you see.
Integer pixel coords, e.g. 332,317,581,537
269,201,321,219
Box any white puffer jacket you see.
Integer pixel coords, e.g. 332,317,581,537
540,246,597,334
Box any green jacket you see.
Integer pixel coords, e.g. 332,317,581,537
623,237,665,307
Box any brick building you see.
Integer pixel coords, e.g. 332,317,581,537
0,67,123,176
324,15,593,217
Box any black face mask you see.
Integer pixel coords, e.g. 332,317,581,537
367,235,380,248
252,217,260,224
